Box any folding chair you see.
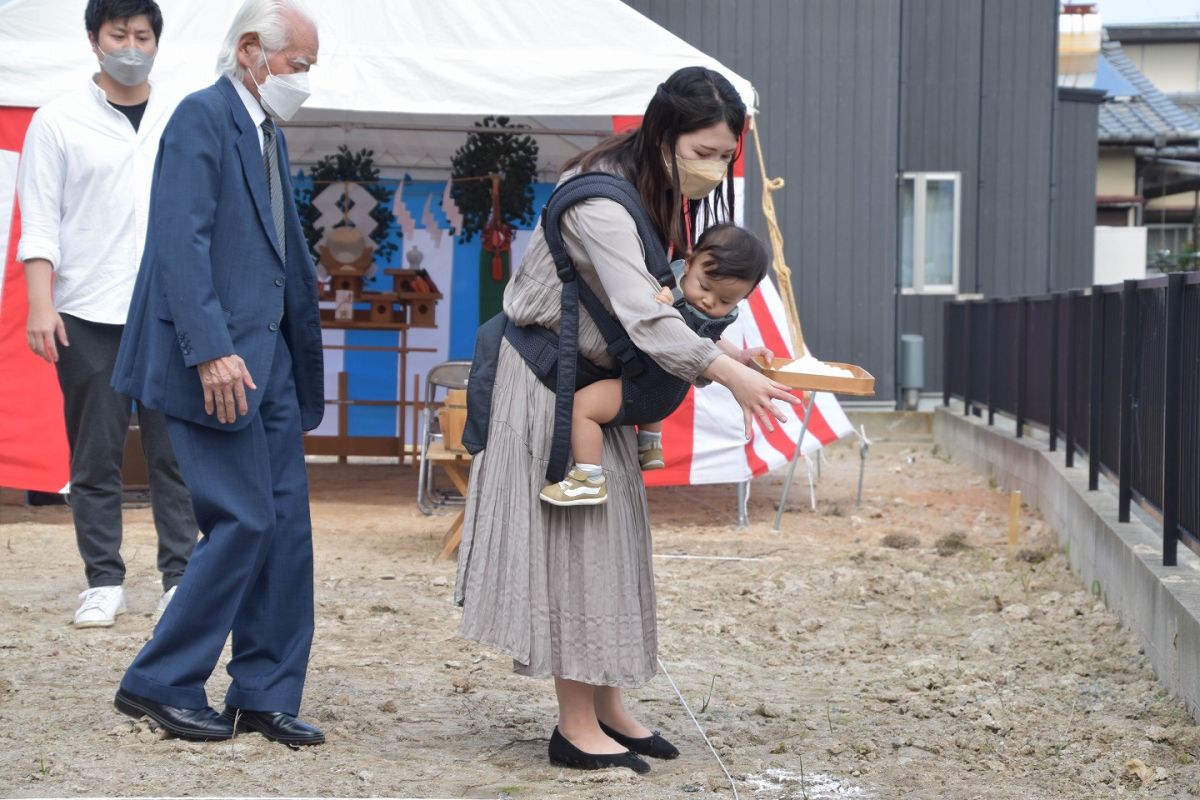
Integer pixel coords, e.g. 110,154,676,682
416,360,472,515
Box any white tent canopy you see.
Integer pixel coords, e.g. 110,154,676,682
0,0,757,175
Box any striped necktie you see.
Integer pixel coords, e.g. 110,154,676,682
261,118,287,262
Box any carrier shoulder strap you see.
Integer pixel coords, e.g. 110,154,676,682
539,172,670,482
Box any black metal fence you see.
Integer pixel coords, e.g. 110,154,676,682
943,273,1200,566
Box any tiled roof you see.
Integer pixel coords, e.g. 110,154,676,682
1171,94,1200,120
1097,41,1200,144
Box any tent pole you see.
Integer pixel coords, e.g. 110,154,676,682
771,394,815,533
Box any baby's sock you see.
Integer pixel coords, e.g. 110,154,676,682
575,463,605,483
637,431,662,451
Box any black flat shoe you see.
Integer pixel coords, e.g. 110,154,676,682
599,720,680,759
222,707,325,746
114,689,234,741
548,727,650,774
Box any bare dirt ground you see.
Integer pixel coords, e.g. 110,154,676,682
2,426,1199,799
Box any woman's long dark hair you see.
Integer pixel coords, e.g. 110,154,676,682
562,66,747,256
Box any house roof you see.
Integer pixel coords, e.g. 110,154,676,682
1105,23,1200,45
1171,93,1200,119
1096,41,1200,144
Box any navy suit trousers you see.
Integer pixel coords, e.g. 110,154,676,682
120,333,314,714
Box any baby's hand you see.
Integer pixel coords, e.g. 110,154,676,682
655,286,674,305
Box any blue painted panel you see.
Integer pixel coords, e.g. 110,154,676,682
345,329,399,436
449,235,483,359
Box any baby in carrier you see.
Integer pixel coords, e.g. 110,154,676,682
540,223,774,506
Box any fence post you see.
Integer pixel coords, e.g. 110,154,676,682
1016,298,1028,438
963,302,973,417
1162,273,1184,567
1089,285,1103,492
1118,280,1137,523
1064,290,1079,468
943,302,951,408
988,300,998,427
1049,296,1060,452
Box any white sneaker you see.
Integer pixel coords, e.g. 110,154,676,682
74,586,126,628
154,586,177,621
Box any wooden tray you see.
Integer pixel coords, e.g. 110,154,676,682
756,357,876,396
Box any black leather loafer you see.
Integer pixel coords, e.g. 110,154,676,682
599,720,680,760
114,689,234,741
222,707,325,746
548,726,650,774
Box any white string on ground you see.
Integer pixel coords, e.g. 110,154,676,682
653,554,766,562
657,656,740,800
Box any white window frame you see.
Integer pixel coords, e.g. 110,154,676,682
900,171,961,295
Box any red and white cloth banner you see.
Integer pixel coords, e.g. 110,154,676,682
0,106,69,493
610,115,853,487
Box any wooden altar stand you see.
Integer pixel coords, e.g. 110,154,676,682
425,441,472,560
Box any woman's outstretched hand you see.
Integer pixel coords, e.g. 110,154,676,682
702,354,803,439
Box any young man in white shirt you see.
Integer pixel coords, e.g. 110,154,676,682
17,0,196,628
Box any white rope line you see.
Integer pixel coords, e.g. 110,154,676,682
657,656,740,800
653,554,766,562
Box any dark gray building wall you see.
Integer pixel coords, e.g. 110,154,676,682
899,0,984,293
897,0,985,395
625,0,902,400
1054,89,1104,292
898,0,1060,393
626,0,1093,399
976,0,1058,297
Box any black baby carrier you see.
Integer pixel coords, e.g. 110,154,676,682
461,172,693,483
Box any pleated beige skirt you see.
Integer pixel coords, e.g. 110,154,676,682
454,340,658,688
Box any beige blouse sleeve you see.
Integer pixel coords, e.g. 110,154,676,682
561,196,720,384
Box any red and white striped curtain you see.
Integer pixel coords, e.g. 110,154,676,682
0,106,70,492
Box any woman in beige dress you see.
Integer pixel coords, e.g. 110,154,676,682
454,66,799,774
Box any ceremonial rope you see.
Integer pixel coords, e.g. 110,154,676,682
748,115,805,358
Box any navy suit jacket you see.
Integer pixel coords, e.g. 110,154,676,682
114,78,324,432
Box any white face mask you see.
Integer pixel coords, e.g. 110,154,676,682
250,52,310,121
98,46,155,87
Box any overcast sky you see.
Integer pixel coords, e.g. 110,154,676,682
1097,0,1200,24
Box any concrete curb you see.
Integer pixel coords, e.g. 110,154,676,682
934,406,1200,722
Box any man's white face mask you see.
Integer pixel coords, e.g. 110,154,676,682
251,51,311,122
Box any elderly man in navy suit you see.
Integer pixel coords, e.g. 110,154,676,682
111,0,325,745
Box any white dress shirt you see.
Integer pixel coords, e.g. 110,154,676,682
229,74,268,152
16,76,176,324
